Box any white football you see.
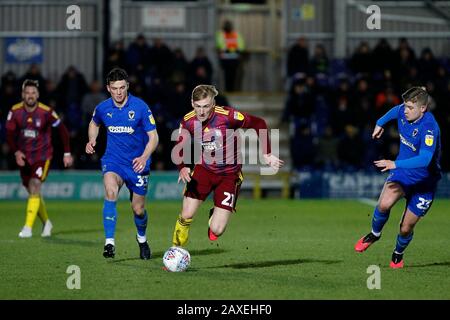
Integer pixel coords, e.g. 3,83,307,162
163,246,191,272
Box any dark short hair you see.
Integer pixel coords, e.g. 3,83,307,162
106,68,128,85
21,79,39,91
402,86,429,107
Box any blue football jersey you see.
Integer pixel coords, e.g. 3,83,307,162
395,104,441,180
92,94,157,167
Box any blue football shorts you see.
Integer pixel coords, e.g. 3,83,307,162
101,160,150,196
386,168,438,217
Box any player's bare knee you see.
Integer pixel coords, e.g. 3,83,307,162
28,179,41,195
105,189,118,201
132,204,145,216
400,224,413,236
377,202,392,213
181,210,195,220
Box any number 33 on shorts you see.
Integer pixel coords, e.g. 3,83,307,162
136,175,149,188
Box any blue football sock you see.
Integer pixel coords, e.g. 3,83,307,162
371,207,390,235
103,199,117,239
134,210,148,237
395,232,414,254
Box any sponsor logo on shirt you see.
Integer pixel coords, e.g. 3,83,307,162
202,141,217,151
108,126,134,134
23,129,37,138
399,134,416,152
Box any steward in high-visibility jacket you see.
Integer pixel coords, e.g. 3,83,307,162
216,20,245,91
216,20,245,60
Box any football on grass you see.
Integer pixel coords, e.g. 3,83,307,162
163,246,191,272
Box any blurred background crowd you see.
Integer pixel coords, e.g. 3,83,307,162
1,35,449,172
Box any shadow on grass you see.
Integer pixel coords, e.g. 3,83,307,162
111,248,227,263
52,228,103,236
42,236,100,247
409,261,450,268
214,258,342,269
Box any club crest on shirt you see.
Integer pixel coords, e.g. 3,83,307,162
149,114,155,125
36,118,41,127
128,110,135,120
234,111,244,121
425,134,434,146
412,128,418,137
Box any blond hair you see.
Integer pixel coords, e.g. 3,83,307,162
191,85,218,101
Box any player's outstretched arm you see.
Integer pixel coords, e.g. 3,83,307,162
372,125,384,139
375,104,402,129
86,120,99,154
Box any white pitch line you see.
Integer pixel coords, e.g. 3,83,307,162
358,198,378,207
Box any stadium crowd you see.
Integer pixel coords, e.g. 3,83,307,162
0,36,448,172
283,37,449,172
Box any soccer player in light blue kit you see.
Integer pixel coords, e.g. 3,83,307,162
354,87,441,268
85,68,159,259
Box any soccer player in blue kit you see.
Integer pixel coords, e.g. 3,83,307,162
354,87,441,268
85,68,159,259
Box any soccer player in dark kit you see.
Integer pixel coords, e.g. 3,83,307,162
171,84,284,247
6,79,73,238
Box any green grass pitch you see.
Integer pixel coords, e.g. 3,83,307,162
1,199,449,299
